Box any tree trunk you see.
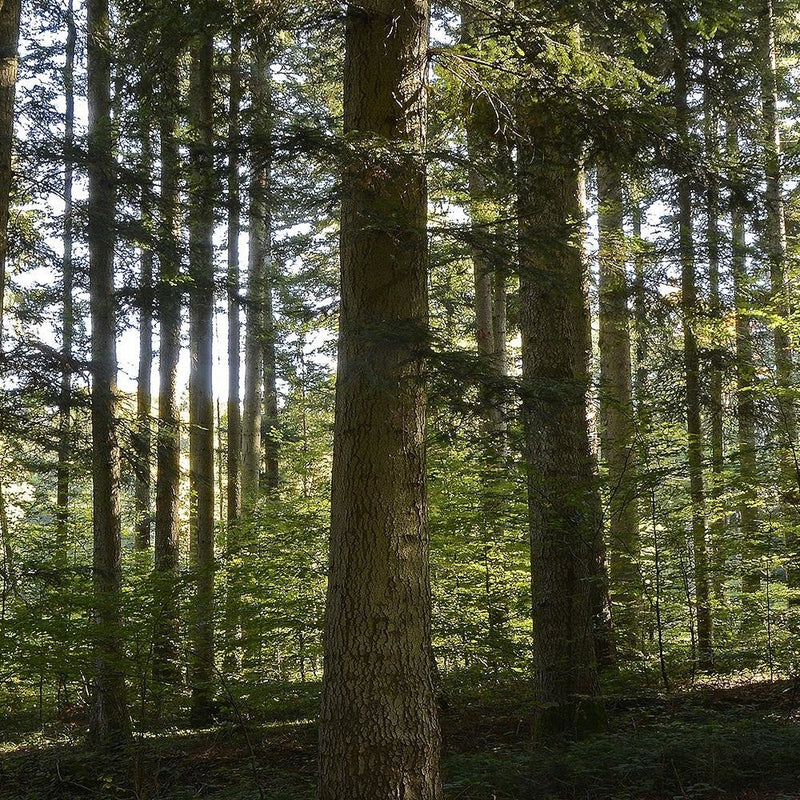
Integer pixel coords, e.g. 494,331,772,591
317,1,442,797
760,0,799,600
153,39,182,685
517,98,604,737
188,33,216,724
462,5,509,665
87,0,130,745
57,0,76,553
134,68,153,552
225,29,242,668
727,121,761,602
597,159,640,653
0,0,20,342
669,2,713,667
241,48,266,514
703,57,725,600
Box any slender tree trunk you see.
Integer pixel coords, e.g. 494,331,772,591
703,58,725,600
760,0,799,600
241,49,266,514
153,39,182,685
57,1,76,553
597,160,640,653
727,121,761,600
317,1,442,796
87,0,130,745
518,98,604,736
462,6,508,664
134,70,154,552
188,33,216,724
669,3,713,668
225,30,242,668
0,0,20,342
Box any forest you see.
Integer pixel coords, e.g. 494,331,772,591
1,0,800,797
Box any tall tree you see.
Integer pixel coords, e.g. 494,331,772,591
153,28,182,685
0,0,20,339
56,0,77,550
188,31,216,724
134,67,154,552
597,159,640,651
317,0,442,796
86,0,130,744
225,29,243,664
760,0,798,600
668,1,713,666
517,82,605,735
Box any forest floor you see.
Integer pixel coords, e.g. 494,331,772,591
2,677,800,799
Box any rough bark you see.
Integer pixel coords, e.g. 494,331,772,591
597,160,640,652
153,39,182,685
518,100,604,737
134,68,153,552
188,34,216,724
87,0,130,745
56,0,76,552
760,0,799,600
317,1,442,797
669,3,713,666
0,0,20,341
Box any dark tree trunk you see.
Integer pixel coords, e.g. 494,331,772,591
57,0,76,552
153,39,182,685
188,33,216,724
669,2,713,667
225,30,243,667
134,68,154,552
517,96,605,737
87,0,130,745
0,0,20,342
317,1,442,797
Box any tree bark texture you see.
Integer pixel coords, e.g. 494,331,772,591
517,102,604,737
87,0,130,744
317,1,442,797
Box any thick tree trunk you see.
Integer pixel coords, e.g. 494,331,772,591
727,121,761,602
597,160,640,653
669,3,713,666
225,30,242,667
518,101,604,737
760,0,799,600
134,69,153,552
87,0,130,745
0,0,20,341
56,1,76,552
317,1,442,797
153,40,182,685
188,34,216,724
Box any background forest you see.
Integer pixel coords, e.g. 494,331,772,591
2,0,800,797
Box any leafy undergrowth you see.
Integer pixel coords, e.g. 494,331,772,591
3,680,800,799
